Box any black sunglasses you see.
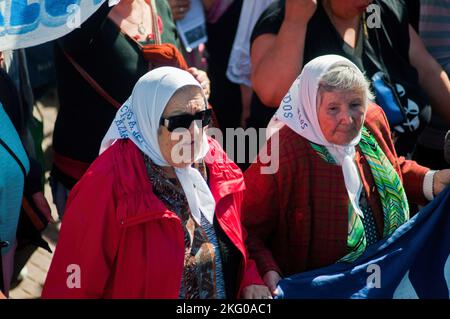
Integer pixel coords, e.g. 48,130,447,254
160,109,213,132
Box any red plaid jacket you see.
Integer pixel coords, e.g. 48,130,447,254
242,103,430,277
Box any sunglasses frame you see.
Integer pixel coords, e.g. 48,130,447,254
160,108,213,132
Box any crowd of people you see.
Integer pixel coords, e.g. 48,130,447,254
1,0,450,299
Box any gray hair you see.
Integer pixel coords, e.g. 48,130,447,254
317,63,374,106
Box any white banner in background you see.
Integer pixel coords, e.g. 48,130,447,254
0,0,116,51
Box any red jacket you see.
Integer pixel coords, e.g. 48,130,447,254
42,138,263,299
242,104,430,278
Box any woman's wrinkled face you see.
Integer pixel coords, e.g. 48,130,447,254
317,89,366,145
158,87,206,168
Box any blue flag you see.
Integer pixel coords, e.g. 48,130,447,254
0,0,112,51
276,186,450,299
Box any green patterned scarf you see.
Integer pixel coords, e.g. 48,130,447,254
310,127,409,262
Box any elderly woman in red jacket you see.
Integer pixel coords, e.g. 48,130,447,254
242,55,450,296
42,67,270,299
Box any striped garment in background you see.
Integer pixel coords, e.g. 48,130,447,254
420,0,450,73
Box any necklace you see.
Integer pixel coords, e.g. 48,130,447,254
137,23,146,36
126,1,148,35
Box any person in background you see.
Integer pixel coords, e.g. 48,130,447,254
168,0,247,166
227,0,275,128
415,0,450,169
0,51,53,297
0,100,30,297
167,0,208,69
43,67,271,299
249,0,450,161
205,0,244,136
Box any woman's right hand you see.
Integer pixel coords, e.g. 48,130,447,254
285,0,317,24
263,270,282,296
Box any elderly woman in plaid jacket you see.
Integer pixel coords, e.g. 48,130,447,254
241,55,450,296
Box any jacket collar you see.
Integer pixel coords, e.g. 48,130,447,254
204,137,245,203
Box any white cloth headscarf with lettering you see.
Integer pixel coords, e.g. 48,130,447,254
267,55,367,217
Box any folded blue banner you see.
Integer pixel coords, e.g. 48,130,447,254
0,0,107,51
276,186,450,299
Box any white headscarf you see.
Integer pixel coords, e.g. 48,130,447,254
100,67,215,225
267,55,366,218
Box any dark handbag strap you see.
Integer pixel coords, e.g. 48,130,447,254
61,47,122,109
368,15,408,121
